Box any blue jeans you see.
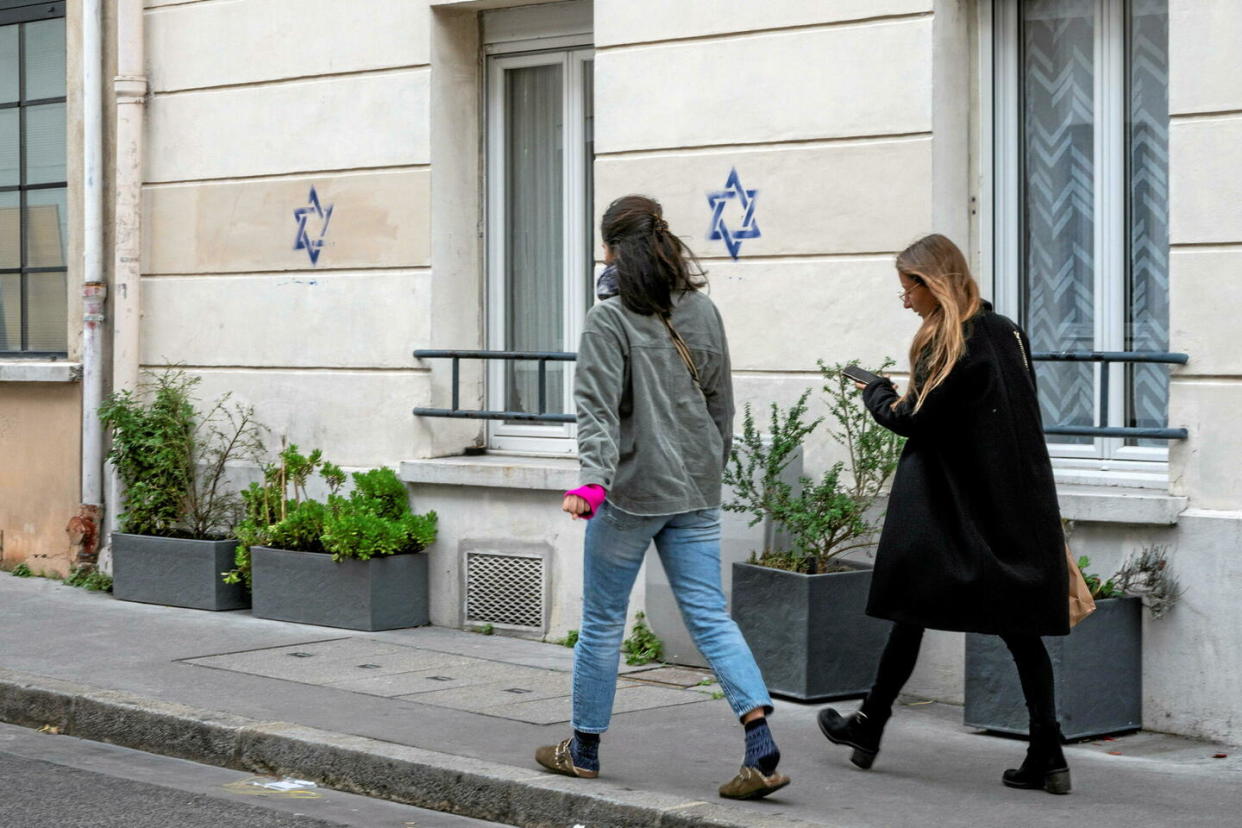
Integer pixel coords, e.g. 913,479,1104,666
572,503,773,733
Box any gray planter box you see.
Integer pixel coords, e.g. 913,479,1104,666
250,546,429,631
111,532,249,611
964,596,1142,740
731,562,892,701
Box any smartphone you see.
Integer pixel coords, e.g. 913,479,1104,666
841,364,883,386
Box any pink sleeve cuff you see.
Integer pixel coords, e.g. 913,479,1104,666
565,484,607,519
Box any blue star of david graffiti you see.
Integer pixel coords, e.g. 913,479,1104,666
293,186,334,266
706,168,760,260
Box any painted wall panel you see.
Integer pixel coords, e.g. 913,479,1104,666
181,369,429,468
709,258,921,372
1169,381,1242,509
595,19,932,153
1170,249,1242,377
596,0,930,47
147,0,430,92
413,484,587,632
142,271,430,369
1071,513,1242,746
0,385,80,577
1168,117,1242,244
593,138,932,259
1135,512,1242,745
1168,0,1242,116
143,169,430,274
146,69,430,182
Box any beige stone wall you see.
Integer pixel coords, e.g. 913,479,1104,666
1133,0,1242,744
594,1,934,472
131,5,1242,741
1168,0,1242,512
139,0,433,469
0,384,81,576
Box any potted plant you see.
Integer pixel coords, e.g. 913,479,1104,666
100,370,265,611
964,543,1182,740
724,360,905,700
224,444,437,631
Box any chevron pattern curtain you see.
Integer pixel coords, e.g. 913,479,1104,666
1019,0,1169,448
1125,0,1170,446
1021,0,1096,444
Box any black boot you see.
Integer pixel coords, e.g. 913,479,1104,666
816,706,889,769
1002,722,1071,794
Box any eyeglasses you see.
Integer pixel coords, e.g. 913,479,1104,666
898,284,921,302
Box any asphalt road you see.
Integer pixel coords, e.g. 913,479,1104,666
0,721,510,828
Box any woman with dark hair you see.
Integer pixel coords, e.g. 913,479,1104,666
534,195,790,801
817,233,1074,794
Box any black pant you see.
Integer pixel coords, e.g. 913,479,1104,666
862,623,1057,728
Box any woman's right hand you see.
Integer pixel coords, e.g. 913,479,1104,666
562,494,591,519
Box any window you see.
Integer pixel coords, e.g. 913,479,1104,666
484,3,593,453
989,0,1170,481
0,2,67,356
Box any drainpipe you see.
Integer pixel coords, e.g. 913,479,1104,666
76,0,104,567
102,0,147,562
112,0,146,396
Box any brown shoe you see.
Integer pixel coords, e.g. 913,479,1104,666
535,738,599,779
718,765,791,800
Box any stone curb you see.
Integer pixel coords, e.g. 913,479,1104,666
0,667,827,828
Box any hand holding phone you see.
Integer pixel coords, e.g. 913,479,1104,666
841,364,884,387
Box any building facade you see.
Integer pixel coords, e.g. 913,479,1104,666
2,0,1239,744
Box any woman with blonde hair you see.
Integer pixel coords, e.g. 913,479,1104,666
818,233,1073,794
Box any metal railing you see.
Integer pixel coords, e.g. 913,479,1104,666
412,349,577,423
412,348,1189,440
1031,351,1188,440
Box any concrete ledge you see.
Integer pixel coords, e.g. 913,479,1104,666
0,667,817,828
400,454,579,492
1057,485,1188,526
0,361,82,382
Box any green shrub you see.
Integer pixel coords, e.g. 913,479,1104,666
11,563,32,577
267,500,331,555
622,612,663,665
321,468,438,562
224,446,436,588
1077,555,1122,599
1073,544,1182,618
724,359,904,574
99,370,266,539
1114,544,1183,619
64,567,113,592
346,467,410,521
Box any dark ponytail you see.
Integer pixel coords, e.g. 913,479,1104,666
600,195,706,316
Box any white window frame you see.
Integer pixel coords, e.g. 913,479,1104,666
985,0,1169,487
484,39,593,455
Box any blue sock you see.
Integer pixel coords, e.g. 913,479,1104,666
570,730,600,772
743,718,780,775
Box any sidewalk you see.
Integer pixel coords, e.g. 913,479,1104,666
1,575,1237,828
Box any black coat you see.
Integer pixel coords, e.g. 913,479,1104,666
861,307,1069,637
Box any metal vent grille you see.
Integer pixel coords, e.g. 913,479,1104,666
465,552,544,629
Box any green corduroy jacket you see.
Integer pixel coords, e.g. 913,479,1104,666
575,290,734,516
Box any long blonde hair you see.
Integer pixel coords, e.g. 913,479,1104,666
895,234,983,412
